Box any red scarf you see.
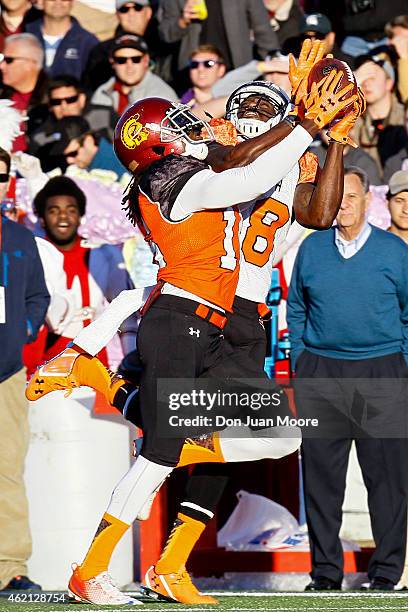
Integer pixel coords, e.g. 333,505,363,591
114,80,130,115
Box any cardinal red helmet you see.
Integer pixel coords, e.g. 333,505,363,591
114,97,214,174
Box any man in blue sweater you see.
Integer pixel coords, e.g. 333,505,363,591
0,144,50,592
287,165,408,592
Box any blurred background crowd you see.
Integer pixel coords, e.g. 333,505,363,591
1,0,408,594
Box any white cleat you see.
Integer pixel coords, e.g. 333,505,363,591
68,564,142,605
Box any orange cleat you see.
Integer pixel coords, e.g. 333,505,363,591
25,347,124,403
68,563,141,605
177,433,224,468
141,565,218,604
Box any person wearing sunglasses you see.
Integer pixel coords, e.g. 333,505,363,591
0,33,49,152
84,0,162,93
28,75,117,168
159,0,279,77
25,0,98,81
91,34,177,115
180,44,226,106
283,13,353,67
34,115,126,180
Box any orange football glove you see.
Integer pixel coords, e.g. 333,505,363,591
201,118,238,146
356,86,366,115
303,70,358,129
327,87,366,147
288,38,326,106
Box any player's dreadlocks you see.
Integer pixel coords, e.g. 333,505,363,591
122,175,142,229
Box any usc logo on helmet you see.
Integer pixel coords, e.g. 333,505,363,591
121,114,150,150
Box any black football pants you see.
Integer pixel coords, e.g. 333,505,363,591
177,296,269,524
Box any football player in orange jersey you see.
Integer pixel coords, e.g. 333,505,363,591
25,41,361,605
139,79,366,604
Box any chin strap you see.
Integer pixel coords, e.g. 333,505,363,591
235,112,285,139
181,140,209,160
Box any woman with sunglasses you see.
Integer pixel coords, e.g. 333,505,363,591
180,43,226,106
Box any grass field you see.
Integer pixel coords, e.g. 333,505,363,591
1,592,408,612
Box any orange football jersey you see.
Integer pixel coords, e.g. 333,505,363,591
139,191,240,311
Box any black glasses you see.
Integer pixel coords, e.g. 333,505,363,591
188,59,223,70
302,32,326,40
1,55,34,64
113,55,143,64
0,173,9,183
64,149,79,158
118,3,145,13
49,94,79,106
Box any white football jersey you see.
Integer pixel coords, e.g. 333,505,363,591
236,154,317,303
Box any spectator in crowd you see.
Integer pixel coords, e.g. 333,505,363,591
32,176,138,362
0,33,48,152
385,14,408,102
383,101,408,182
267,1,406,62
212,52,291,98
71,0,118,41
28,75,117,164
0,0,41,51
313,129,382,186
283,13,353,65
299,12,334,49
263,0,303,49
317,0,403,59
85,0,160,92
180,44,226,105
91,34,177,114
0,146,49,594
260,53,290,92
158,0,279,74
288,165,408,592
354,54,406,179
41,116,127,178
26,0,98,80
300,13,355,64
387,170,408,244
62,121,126,178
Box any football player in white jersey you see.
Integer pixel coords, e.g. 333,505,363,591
25,41,364,606
140,79,365,604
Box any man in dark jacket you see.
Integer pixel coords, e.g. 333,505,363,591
0,146,50,593
158,0,279,72
28,75,117,164
84,0,161,92
26,0,98,80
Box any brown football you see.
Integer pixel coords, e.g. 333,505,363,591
307,57,357,120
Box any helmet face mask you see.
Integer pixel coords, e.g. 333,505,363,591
226,81,291,139
160,104,214,144
114,97,214,174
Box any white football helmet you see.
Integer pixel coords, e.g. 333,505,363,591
226,81,291,139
